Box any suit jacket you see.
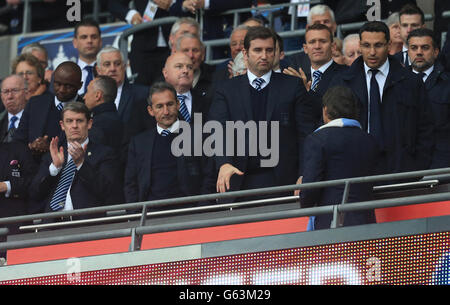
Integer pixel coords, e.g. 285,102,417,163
285,51,311,79
421,63,450,168
118,80,150,125
208,72,315,193
29,140,124,217
300,125,380,230
0,110,13,143
0,142,37,223
330,56,434,175
124,128,215,205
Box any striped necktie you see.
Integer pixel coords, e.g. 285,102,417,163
253,78,265,91
311,70,323,91
84,65,94,94
56,102,64,111
49,158,77,211
8,116,18,130
177,94,191,123
161,129,171,137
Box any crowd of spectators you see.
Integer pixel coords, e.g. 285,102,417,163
0,1,449,260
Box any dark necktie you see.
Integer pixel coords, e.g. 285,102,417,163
403,51,409,67
311,70,323,91
49,158,77,211
253,78,265,91
56,102,64,111
369,69,383,148
418,72,427,82
84,65,94,94
177,94,191,123
161,129,171,137
8,115,18,130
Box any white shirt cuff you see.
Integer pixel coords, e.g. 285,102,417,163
204,0,210,9
49,163,62,176
4,181,11,198
126,9,139,24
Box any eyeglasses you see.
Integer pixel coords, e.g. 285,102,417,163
1,88,26,95
17,71,36,77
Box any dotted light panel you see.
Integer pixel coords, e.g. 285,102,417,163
2,232,449,285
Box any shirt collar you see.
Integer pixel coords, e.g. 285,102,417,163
77,58,95,70
67,137,89,149
413,64,434,78
363,58,390,77
402,45,408,52
8,110,23,121
157,119,180,135
55,95,78,107
247,69,272,86
311,59,334,75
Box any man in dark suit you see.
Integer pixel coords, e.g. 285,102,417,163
83,75,125,157
95,45,150,127
13,61,83,159
108,0,176,86
330,21,434,175
284,23,347,128
407,28,450,169
124,81,214,207
209,26,315,199
284,4,338,81
0,140,37,260
0,75,27,143
300,86,380,230
29,102,124,218
393,4,425,67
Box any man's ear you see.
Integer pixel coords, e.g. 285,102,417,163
147,105,155,117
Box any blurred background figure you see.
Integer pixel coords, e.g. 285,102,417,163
385,12,403,56
11,53,47,100
342,34,361,66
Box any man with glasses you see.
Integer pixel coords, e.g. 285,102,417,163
330,21,433,175
13,61,83,160
0,75,28,143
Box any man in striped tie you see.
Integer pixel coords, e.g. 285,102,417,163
29,102,123,219
162,52,211,124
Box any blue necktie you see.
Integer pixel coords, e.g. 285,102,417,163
177,94,191,123
253,78,265,91
84,65,94,94
369,69,383,148
8,116,18,130
161,129,171,137
311,70,322,91
49,158,77,211
56,102,64,111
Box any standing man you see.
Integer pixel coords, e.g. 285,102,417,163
73,18,103,96
124,82,214,207
407,28,450,169
13,61,83,159
29,102,123,217
209,26,315,199
330,21,433,175
393,4,425,67
0,75,28,143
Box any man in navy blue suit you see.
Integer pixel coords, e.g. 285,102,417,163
124,81,214,207
29,102,123,218
300,86,380,230
330,21,433,175
209,26,315,199
13,61,83,160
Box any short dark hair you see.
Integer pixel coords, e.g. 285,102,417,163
244,26,276,51
322,86,360,121
407,28,439,49
74,18,101,38
399,3,425,25
93,75,117,104
148,81,177,106
359,21,390,42
305,23,334,42
61,102,91,121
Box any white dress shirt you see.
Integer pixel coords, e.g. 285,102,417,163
247,69,272,90
364,59,390,102
8,110,23,129
413,65,434,83
77,58,96,95
157,119,180,134
177,90,192,115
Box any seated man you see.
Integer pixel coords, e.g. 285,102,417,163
300,86,380,230
29,102,124,218
124,82,214,208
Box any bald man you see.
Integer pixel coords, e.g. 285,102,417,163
13,61,83,159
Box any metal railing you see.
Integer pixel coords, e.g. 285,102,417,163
1,166,450,253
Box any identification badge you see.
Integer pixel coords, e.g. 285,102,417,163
143,1,158,23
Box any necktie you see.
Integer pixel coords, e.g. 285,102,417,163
403,51,409,67
311,70,323,92
161,129,171,137
418,72,427,82
8,116,18,130
56,102,64,111
84,65,94,94
369,69,383,148
49,158,77,211
253,78,265,91
177,94,191,123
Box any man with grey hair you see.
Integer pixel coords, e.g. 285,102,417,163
0,75,28,143
95,45,149,130
342,34,361,66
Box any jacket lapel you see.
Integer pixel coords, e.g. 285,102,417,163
239,76,253,121
118,81,131,120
